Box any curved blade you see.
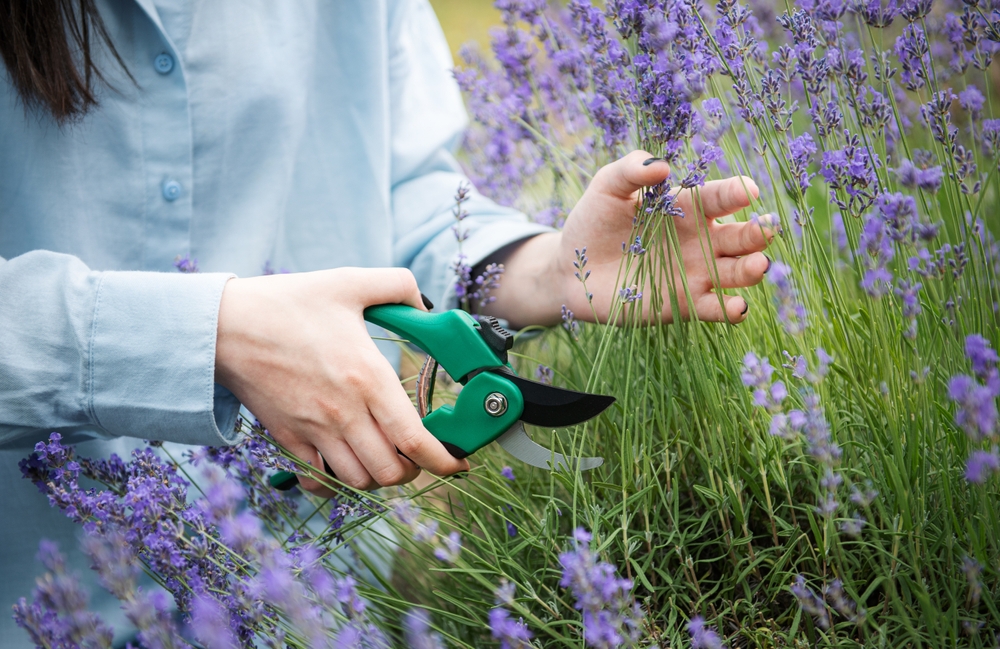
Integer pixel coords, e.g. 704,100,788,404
494,371,615,428
496,422,603,471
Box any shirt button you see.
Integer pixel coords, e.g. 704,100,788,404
162,180,182,201
154,53,174,74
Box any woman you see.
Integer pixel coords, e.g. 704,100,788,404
0,0,771,643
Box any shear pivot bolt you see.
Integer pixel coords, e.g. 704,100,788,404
484,392,508,417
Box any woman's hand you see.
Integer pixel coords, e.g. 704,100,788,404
214,268,469,497
486,150,773,328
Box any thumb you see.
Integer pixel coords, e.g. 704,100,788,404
593,150,672,200
342,267,426,311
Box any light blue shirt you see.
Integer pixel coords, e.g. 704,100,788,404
0,0,549,643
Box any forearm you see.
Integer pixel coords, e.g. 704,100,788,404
479,232,567,330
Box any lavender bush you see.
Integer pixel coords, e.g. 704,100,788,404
15,0,1000,646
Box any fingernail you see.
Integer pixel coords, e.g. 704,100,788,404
642,157,663,166
451,471,468,481
763,255,772,274
741,299,750,315
421,293,434,310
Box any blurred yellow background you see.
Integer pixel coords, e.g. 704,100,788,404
428,0,501,59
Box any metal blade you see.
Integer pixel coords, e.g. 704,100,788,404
494,371,615,428
496,422,604,472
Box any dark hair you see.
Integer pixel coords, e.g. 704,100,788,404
0,0,132,124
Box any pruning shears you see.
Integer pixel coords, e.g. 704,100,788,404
270,304,615,490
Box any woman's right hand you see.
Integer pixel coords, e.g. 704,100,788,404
214,267,469,497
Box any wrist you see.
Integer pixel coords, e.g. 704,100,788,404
214,277,246,391
481,232,566,328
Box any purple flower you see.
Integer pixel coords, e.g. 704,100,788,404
619,285,643,304
876,192,919,242
742,352,788,412
766,261,808,334
983,119,1000,155
535,364,554,385
495,580,517,606
820,134,881,213
434,531,463,564
839,513,867,537
173,254,199,273
895,157,943,193
965,334,999,380
413,519,440,544
788,132,817,193
12,541,116,649
507,521,519,537
688,616,725,649
965,450,1000,484
859,212,894,297
262,260,290,275
894,280,921,339
403,609,446,649
80,528,187,649
962,556,984,605
948,375,999,441
815,492,840,518
391,499,422,528
823,579,864,623
562,305,580,336
850,483,878,507
784,348,832,383
488,608,534,649
895,23,929,90
558,527,643,647
741,351,775,387
501,466,516,481
189,590,238,649
856,0,898,27
790,575,831,629
959,85,985,118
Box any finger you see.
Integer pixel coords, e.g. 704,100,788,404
315,437,379,491
707,253,770,289
296,446,345,498
592,150,672,200
693,292,750,323
339,267,425,311
347,412,421,487
678,176,759,220
365,359,469,476
711,221,773,257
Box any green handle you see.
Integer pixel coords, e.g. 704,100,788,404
363,304,504,381
421,369,522,457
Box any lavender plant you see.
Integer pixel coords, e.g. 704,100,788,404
16,0,1000,646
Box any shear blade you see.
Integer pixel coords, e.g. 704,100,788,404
496,422,604,472
493,370,615,427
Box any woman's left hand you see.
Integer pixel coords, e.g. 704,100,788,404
485,150,774,328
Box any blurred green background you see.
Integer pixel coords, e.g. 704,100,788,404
428,0,500,59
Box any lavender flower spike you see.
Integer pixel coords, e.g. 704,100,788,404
403,609,446,649
790,575,831,629
688,616,726,649
965,449,1000,484
766,261,807,335
559,527,643,647
12,541,116,649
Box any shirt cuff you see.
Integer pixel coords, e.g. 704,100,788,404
88,271,242,446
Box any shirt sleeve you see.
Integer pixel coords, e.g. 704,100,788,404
386,0,554,309
0,250,242,449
